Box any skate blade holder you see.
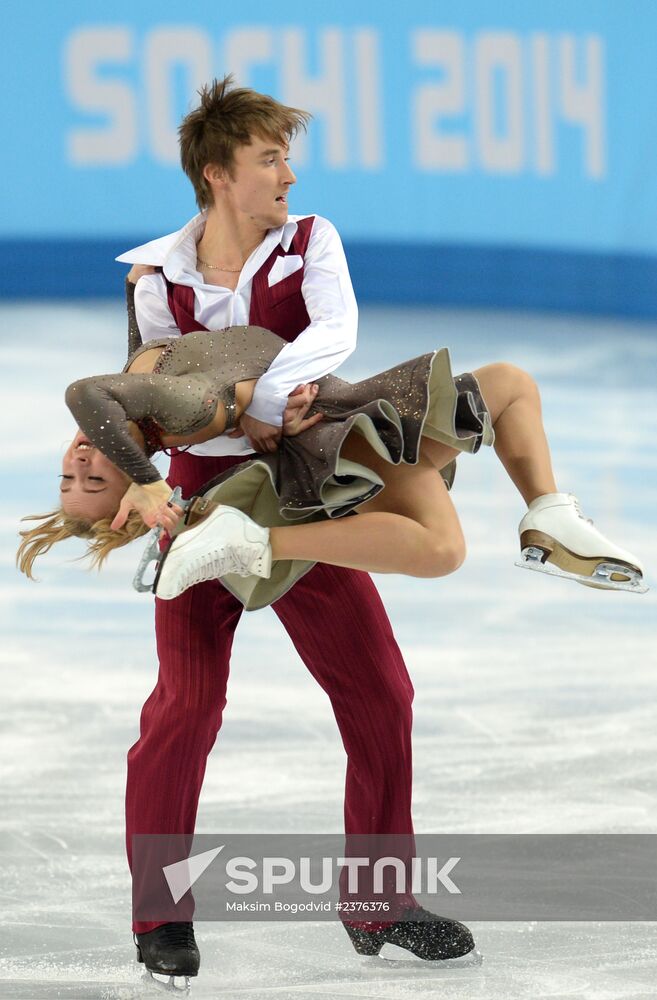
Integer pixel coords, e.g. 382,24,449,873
141,970,192,995
132,487,192,593
516,546,649,594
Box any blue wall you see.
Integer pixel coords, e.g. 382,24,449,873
4,2,657,314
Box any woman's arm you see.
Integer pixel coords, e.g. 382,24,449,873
126,277,142,360
65,375,164,484
125,264,160,361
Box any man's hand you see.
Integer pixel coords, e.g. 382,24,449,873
282,384,323,437
127,264,156,284
228,412,282,453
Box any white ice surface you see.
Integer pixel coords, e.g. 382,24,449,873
1,302,656,999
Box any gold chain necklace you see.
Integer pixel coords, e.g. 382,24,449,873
196,256,242,272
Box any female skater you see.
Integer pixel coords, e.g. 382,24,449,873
17,323,646,608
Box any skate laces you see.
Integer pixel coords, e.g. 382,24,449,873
566,494,594,524
179,542,261,584
180,549,243,586
230,544,260,576
155,922,196,949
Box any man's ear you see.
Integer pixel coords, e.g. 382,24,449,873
203,162,228,190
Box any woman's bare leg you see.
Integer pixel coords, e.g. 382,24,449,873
271,362,556,574
269,432,465,577
421,362,558,505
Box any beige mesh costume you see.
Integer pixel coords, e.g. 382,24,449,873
65,318,494,607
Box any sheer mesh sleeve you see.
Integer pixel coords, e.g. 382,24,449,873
65,375,165,484
125,278,142,361
66,325,286,484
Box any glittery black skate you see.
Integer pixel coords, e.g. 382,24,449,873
343,905,477,961
135,921,199,995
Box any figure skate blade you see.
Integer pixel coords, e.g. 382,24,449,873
516,546,648,594
142,970,192,995
132,487,191,593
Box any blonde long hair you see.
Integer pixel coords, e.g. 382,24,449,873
16,507,149,579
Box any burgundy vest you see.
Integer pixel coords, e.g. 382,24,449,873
162,215,314,341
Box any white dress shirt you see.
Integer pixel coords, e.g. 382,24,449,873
116,213,358,458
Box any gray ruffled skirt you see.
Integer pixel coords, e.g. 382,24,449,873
185,345,495,611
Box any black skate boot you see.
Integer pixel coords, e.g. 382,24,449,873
343,906,476,961
135,921,200,994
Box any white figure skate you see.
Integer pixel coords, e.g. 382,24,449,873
154,504,272,600
515,493,647,594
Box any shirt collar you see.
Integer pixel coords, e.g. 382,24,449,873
116,213,301,278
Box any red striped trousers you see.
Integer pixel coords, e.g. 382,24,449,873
127,453,417,933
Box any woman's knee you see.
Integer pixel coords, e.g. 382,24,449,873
475,362,541,422
491,362,540,401
415,535,466,578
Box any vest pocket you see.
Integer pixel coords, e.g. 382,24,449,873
270,268,304,306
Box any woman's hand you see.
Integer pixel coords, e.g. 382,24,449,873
111,481,183,532
282,384,323,437
127,264,156,284
150,501,186,535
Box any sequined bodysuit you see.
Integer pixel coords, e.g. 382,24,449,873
65,327,284,484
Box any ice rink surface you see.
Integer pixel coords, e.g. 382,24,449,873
1,301,656,999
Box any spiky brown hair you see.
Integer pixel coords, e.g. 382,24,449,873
179,74,311,209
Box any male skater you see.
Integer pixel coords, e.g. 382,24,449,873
117,76,475,984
